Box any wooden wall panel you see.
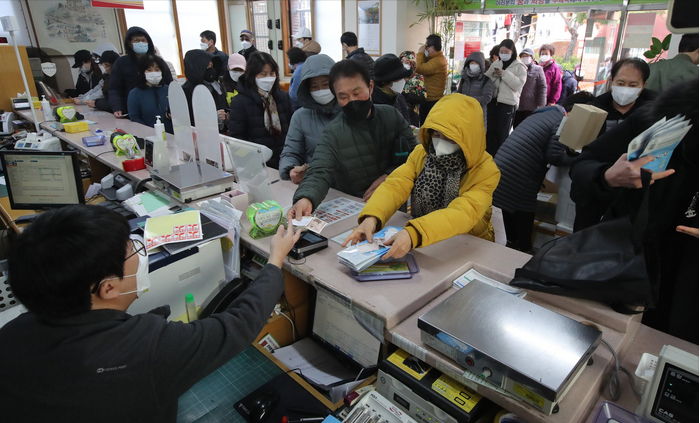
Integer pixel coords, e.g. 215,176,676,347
0,46,38,112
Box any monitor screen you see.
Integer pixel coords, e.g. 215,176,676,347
1,151,84,210
311,285,381,370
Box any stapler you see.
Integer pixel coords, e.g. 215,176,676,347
100,171,136,201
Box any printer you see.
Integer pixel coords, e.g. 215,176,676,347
127,238,226,321
14,132,61,151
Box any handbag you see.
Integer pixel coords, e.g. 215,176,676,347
510,172,658,313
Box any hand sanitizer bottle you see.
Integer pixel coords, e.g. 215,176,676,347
154,115,166,141
41,95,54,122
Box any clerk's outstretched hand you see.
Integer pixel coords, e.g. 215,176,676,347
268,224,301,268
342,216,379,247
604,154,675,189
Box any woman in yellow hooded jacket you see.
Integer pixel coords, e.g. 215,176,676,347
342,94,501,259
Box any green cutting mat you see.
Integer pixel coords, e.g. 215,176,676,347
177,346,283,423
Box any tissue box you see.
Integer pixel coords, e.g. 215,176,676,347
559,104,608,150
63,121,89,133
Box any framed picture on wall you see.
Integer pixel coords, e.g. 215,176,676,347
25,0,123,55
357,0,380,56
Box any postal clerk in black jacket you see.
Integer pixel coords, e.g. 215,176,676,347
0,205,301,422
227,52,294,169
570,78,698,344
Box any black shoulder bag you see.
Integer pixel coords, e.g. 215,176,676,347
510,172,659,313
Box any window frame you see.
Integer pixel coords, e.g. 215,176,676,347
119,0,230,78
281,0,315,77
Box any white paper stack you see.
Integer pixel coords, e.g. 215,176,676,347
337,226,401,272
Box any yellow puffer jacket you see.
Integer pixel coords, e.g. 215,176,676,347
415,50,448,101
359,94,501,248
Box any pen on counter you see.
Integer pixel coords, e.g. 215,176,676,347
271,179,280,184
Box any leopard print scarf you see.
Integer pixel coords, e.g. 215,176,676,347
411,146,466,218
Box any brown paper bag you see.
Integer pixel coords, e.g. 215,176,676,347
559,104,608,150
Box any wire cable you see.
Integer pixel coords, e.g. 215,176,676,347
279,310,296,342
601,338,644,400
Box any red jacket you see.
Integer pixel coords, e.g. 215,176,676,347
541,59,562,105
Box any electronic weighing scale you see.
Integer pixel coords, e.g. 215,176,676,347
418,280,602,414
150,161,235,203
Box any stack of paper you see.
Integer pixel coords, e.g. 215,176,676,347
123,191,173,217
627,115,693,172
337,226,401,272
453,268,526,298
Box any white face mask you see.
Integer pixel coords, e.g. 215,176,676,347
424,49,430,57
200,42,209,50
403,63,411,70
469,64,481,73
499,53,512,62
611,86,641,106
295,41,304,48
390,79,406,94
99,64,106,74
99,239,151,298
81,64,91,74
241,40,252,50
145,71,162,85
539,54,551,63
256,76,276,92
310,88,334,105
432,137,461,157
520,57,531,66
229,70,243,82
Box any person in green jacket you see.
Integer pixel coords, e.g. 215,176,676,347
647,33,698,93
288,59,417,220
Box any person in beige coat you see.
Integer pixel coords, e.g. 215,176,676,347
484,39,527,156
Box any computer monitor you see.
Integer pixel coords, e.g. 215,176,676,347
310,285,381,377
0,151,84,210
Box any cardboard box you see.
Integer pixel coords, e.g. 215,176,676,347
559,104,608,150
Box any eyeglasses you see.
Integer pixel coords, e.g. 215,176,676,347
91,239,146,294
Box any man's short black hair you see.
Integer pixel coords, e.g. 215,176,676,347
200,30,216,44
8,205,131,319
243,52,280,92
340,32,358,47
679,33,699,53
611,57,650,82
426,34,442,52
286,47,307,65
562,90,594,112
489,45,500,61
328,59,370,95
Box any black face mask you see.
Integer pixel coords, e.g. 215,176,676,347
204,68,217,83
342,98,373,122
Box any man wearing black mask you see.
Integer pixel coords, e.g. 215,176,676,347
288,60,417,220
181,49,228,132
